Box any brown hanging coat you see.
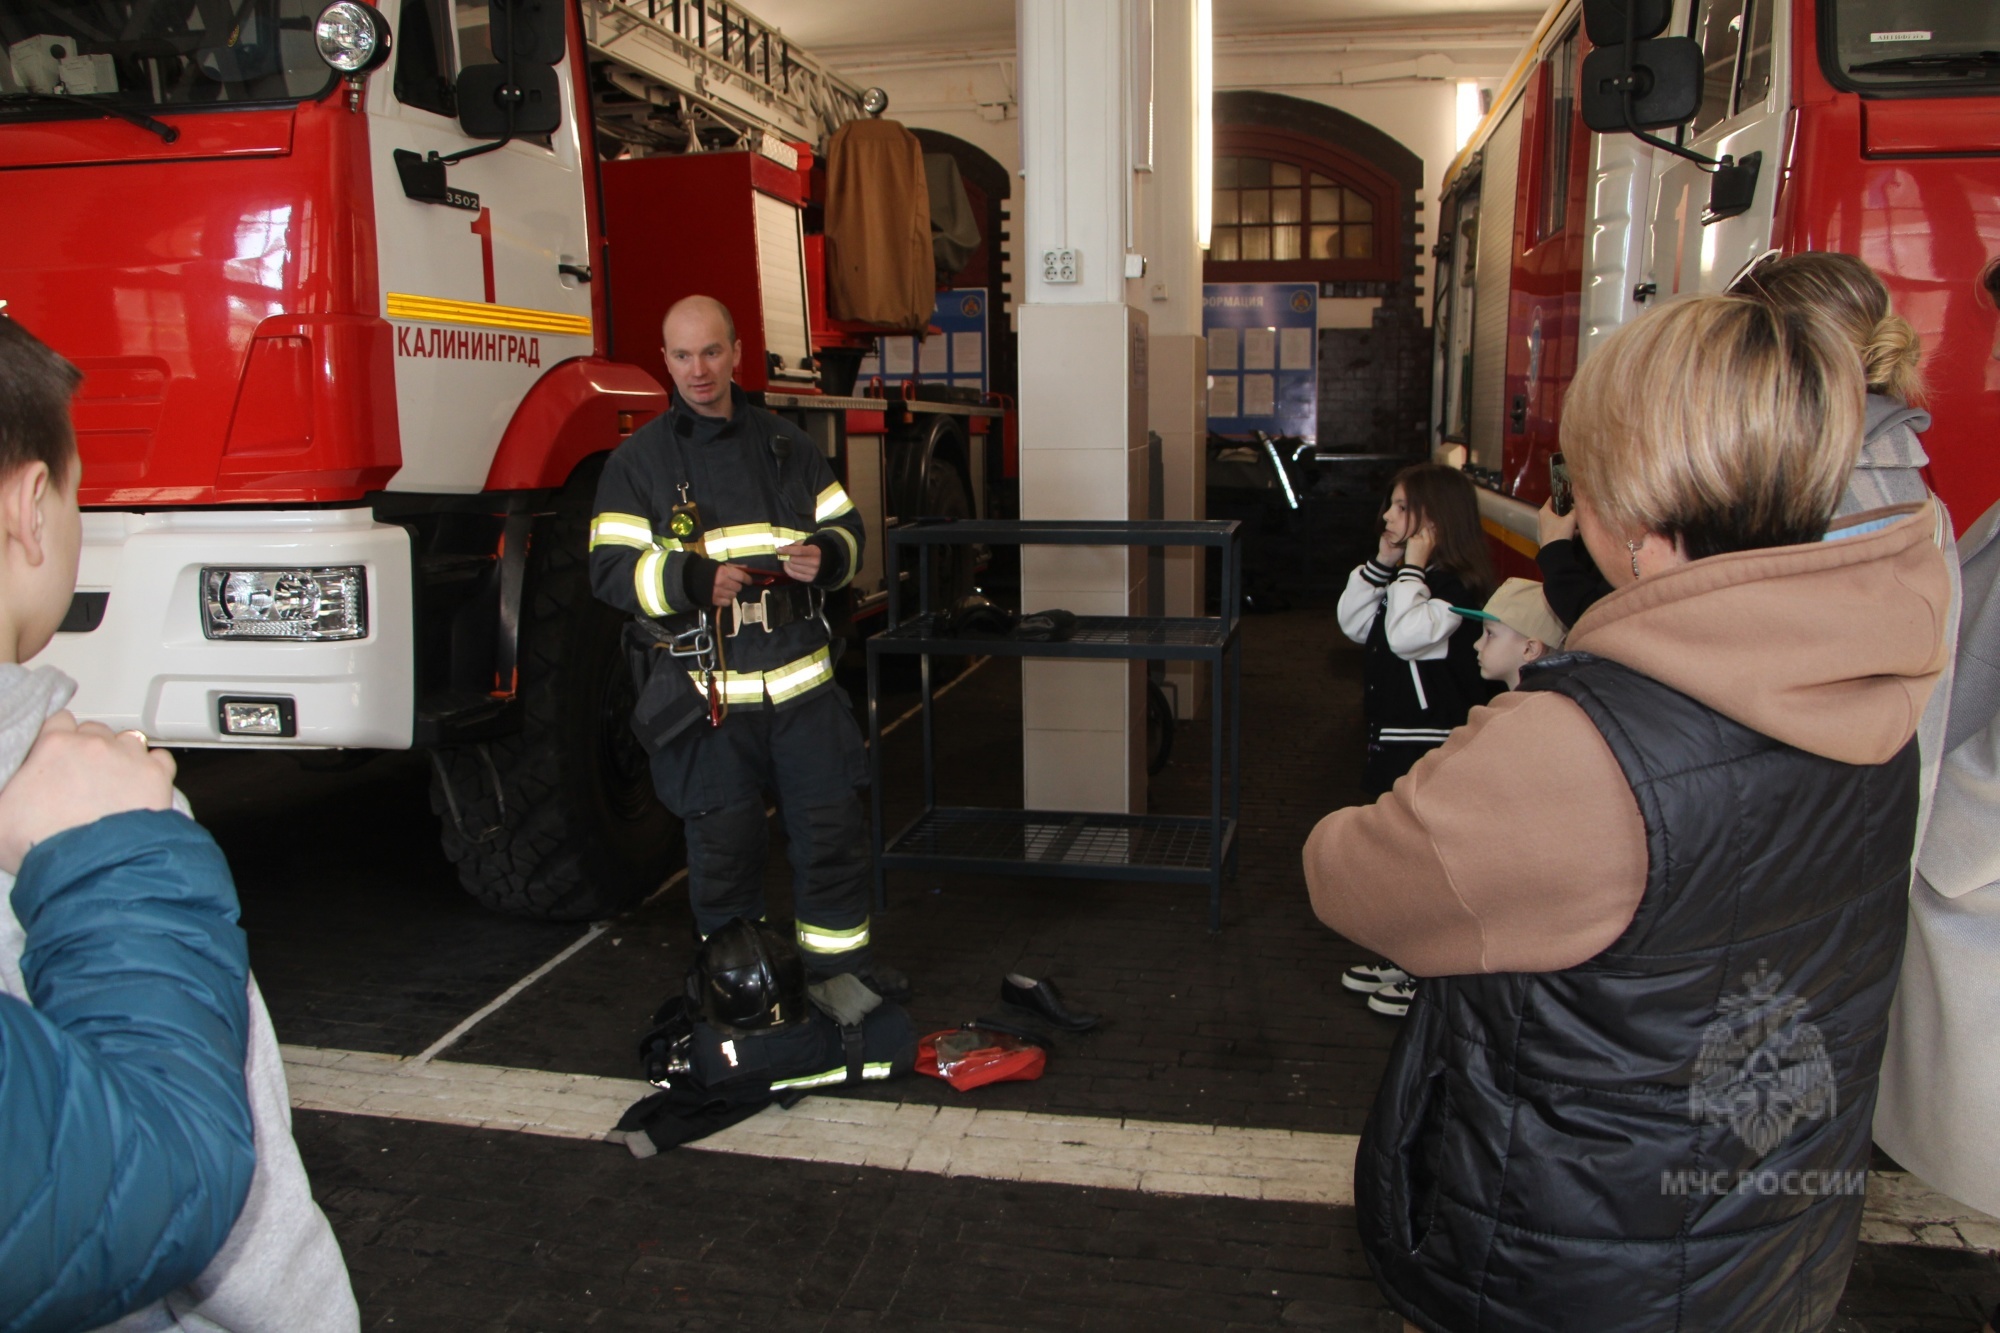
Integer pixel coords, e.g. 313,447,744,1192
823,118,933,329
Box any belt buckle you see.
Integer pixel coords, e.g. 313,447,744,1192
728,588,775,637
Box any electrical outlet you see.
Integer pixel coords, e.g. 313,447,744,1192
1041,247,1079,283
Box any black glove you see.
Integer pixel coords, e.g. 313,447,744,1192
803,532,844,588
681,553,722,610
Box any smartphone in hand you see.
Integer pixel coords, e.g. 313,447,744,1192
1549,453,1574,517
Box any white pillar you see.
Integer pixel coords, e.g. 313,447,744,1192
1016,0,1160,813
1140,0,1207,720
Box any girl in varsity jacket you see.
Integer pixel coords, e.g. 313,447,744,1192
1338,463,1498,798
1335,463,1499,1018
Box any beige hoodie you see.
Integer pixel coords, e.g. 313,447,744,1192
1304,503,1953,977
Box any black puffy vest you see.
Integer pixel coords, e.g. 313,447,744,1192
1356,653,1916,1333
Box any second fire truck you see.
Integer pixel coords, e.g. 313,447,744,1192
1432,0,2000,572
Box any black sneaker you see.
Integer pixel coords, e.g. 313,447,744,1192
1342,960,1409,994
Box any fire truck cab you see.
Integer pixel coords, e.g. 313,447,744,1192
2,0,1004,918
1432,0,2000,572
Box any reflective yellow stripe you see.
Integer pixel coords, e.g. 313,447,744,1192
685,646,832,705
686,670,768,701
768,1061,893,1091
815,483,856,522
634,547,671,616
703,524,814,560
590,513,659,551
818,526,859,588
704,526,781,559
770,1067,849,1091
797,917,869,954
765,646,833,704
385,292,593,337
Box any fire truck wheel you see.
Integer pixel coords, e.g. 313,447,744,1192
430,462,681,920
918,458,976,606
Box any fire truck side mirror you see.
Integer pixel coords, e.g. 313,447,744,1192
457,63,562,138
488,0,566,66
1579,39,1701,133
1578,0,1699,135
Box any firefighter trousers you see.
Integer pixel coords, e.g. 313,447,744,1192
648,687,874,975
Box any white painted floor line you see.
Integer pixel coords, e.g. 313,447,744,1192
409,654,994,1063
408,925,607,1066
280,1043,2000,1252
282,1043,1353,1205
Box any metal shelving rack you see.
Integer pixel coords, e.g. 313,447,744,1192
866,519,1243,930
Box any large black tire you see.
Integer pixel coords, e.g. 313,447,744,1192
911,456,976,609
1146,678,1176,776
429,458,681,919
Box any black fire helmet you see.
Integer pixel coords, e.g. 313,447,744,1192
693,917,809,1033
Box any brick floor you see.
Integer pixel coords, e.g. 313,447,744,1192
182,607,2000,1331
298,1110,1397,1333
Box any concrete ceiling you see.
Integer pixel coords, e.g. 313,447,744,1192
750,1,1543,55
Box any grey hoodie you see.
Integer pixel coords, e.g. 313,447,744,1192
0,665,358,1333
1841,393,1934,516
1842,395,1959,845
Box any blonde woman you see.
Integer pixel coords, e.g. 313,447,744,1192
1730,255,1956,819
1303,294,1952,1332
1731,251,1933,517
1732,255,1995,1234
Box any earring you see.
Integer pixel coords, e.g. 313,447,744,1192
1626,539,1641,579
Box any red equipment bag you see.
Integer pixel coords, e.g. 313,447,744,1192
916,1026,1046,1091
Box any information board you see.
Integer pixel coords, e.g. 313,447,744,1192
1203,283,1317,440
858,288,989,394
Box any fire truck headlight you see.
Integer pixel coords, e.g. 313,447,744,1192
201,567,368,641
314,1,391,74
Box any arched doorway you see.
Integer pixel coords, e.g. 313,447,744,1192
911,129,1015,400
1211,92,1427,455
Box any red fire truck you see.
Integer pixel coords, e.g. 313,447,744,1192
0,0,1007,917
1432,0,2000,574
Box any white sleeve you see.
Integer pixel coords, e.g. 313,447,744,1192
1382,567,1463,661
1337,560,1396,644
1917,717,2000,898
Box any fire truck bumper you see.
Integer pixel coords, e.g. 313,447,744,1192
35,508,415,749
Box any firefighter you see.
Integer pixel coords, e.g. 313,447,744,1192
588,295,905,999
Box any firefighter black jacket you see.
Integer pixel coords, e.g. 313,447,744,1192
589,385,864,710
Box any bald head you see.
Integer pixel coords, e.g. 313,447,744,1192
665,295,736,344
661,295,741,419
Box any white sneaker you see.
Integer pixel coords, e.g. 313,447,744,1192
1342,960,1409,994
1367,979,1417,1017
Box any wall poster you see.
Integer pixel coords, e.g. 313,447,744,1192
1202,282,1317,440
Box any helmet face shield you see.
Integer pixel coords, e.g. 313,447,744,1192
695,918,809,1032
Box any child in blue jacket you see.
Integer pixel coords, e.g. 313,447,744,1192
0,316,355,1332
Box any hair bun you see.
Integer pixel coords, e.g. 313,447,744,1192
1863,312,1925,402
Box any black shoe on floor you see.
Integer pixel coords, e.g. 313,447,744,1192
1000,973,1099,1032
853,965,913,1004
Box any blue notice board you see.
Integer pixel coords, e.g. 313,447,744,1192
858,288,989,394
1203,283,1317,440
